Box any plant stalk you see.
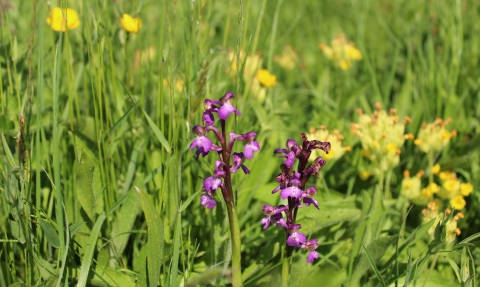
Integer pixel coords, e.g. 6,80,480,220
225,201,243,287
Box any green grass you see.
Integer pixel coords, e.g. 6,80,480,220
1,0,479,286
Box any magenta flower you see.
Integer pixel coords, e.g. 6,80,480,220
302,186,319,209
234,132,260,159
280,175,303,199
261,204,288,229
231,152,250,174
304,238,319,263
200,193,217,209
218,92,241,120
287,231,306,248
190,126,214,158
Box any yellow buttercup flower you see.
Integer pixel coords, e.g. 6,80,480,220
256,69,277,87
46,8,80,32
121,14,142,34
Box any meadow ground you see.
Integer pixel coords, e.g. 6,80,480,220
1,0,479,286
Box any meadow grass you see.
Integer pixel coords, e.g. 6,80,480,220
1,0,479,286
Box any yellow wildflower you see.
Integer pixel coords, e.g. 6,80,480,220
415,118,455,153
421,183,439,198
274,46,298,70
439,171,454,181
319,34,362,70
121,14,142,34
46,7,80,32
385,142,397,153
431,164,441,175
256,69,277,87
308,127,350,162
352,104,409,178
460,183,473,196
450,195,466,210
359,170,371,181
401,170,422,200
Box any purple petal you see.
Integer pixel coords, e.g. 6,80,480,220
202,111,215,126
280,186,304,199
218,102,241,120
200,193,216,209
190,135,213,153
303,197,319,209
287,232,306,247
261,217,271,229
307,250,319,263
262,204,276,216
240,165,250,174
203,176,223,191
283,151,296,168
272,213,288,228
244,140,260,159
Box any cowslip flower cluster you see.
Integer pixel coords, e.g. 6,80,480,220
121,14,142,34
414,118,456,154
190,92,260,208
46,7,80,32
350,104,411,179
400,165,474,210
319,33,362,70
261,134,331,263
308,126,351,162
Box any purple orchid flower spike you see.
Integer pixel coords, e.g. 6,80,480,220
261,204,289,229
261,133,330,264
231,152,250,174
218,92,241,120
304,238,319,263
302,186,319,209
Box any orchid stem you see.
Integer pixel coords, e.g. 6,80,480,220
225,200,243,287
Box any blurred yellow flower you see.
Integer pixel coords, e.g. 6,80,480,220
319,34,362,70
351,104,409,178
401,170,422,200
359,170,371,181
46,7,80,32
308,126,350,162
450,195,466,210
256,69,277,87
415,118,455,154
460,183,473,196
431,164,441,175
274,46,298,70
121,14,142,34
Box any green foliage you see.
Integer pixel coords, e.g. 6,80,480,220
0,0,479,286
